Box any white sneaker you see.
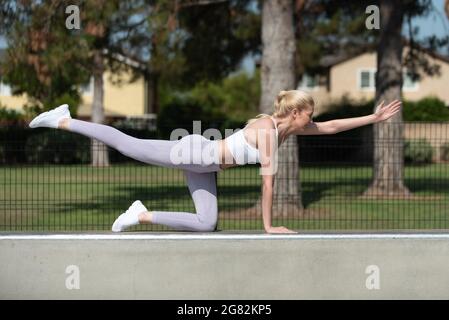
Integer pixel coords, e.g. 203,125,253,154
111,200,148,232
29,104,72,129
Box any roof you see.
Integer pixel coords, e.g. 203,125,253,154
320,41,449,68
0,47,148,72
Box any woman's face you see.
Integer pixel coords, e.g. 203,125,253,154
291,107,313,130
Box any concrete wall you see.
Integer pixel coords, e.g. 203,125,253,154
1,233,449,300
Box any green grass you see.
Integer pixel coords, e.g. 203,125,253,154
1,163,448,231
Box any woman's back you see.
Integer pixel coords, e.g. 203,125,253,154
218,116,278,169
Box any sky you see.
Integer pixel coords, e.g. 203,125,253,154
1,0,448,75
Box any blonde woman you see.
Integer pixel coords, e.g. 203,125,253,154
28,90,402,234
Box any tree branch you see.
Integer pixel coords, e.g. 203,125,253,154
179,0,228,9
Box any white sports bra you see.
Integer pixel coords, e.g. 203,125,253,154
225,116,279,165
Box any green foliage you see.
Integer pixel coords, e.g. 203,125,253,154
0,2,89,114
404,138,434,164
403,97,449,121
158,69,260,136
313,97,374,122
157,95,226,139
315,96,449,122
0,103,23,121
24,131,90,164
190,70,260,122
175,0,260,85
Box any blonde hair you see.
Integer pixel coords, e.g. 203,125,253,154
246,90,315,126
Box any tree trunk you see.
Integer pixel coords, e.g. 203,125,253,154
445,0,449,19
260,0,302,217
363,0,410,198
90,49,110,167
145,72,159,114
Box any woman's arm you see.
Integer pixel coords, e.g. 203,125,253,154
333,100,402,133
260,175,296,234
261,174,274,231
259,129,297,234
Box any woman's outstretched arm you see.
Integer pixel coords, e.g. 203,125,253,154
330,99,402,133
298,100,403,135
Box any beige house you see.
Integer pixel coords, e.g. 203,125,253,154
0,49,154,124
298,48,449,115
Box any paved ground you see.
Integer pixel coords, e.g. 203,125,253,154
1,231,449,299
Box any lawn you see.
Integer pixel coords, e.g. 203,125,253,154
1,163,448,231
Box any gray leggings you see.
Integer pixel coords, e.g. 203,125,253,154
69,119,221,232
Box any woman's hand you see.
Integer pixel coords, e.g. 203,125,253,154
265,226,298,234
374,99,402,122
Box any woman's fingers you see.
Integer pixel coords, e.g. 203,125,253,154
389,101,402,109
281,227,298,234
375,101,385,112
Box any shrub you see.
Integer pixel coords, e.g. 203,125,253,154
313,97,374,122
0,104,25,125
157,95,226,139
404,139,434,164
403,97,449,122
316,96,449,122
24,130,90,164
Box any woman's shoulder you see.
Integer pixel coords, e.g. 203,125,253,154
245,116,275,131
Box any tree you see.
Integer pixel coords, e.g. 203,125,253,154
362,0,448,198
0,0,148,167
140,0,260,114
260,0,301,217
362,0,410,198
0,1,90,116
291,0,446,199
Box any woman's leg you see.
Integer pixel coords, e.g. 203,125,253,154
149,170,218,232
64,119,221,172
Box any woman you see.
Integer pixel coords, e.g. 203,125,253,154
28,90,402,234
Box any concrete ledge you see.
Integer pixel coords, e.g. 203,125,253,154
1,232,449,299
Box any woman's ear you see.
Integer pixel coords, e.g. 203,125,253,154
291,108,298,119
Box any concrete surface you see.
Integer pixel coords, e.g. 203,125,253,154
1,231,449,299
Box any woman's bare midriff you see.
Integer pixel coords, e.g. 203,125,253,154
218,139,238,170
217,128,261,170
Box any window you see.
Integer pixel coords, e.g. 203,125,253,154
0,81,12,96
81,77,94,95
298,73,319,90
358,69,376,90
360,71,371,88
358,69,419,91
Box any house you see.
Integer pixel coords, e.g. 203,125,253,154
297,47,449,115
0,49,156,127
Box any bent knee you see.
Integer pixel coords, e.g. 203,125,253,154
196,222,217,232
198,218,218,232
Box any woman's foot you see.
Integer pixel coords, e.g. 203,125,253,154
111,200,148,232
29,104,72,129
